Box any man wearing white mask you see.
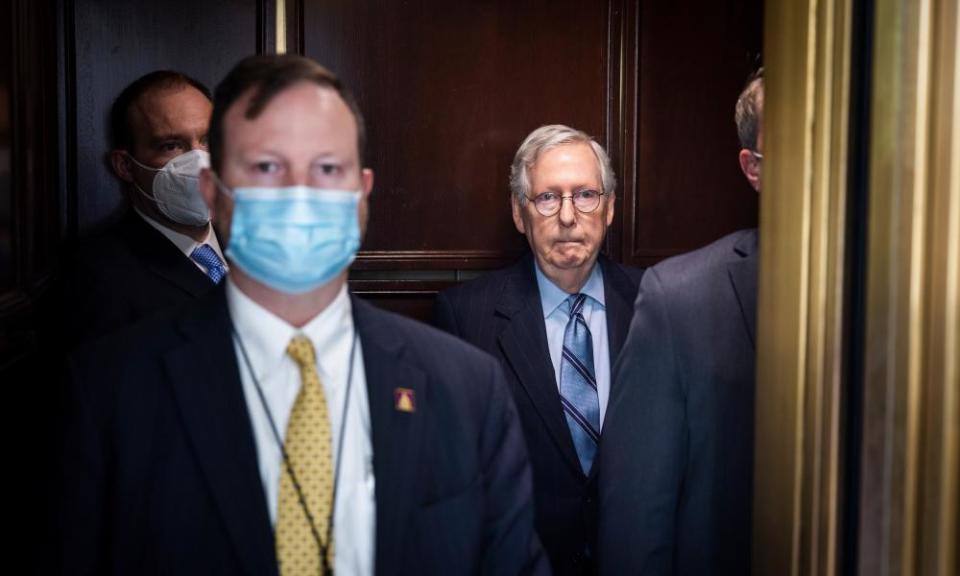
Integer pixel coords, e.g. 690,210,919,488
64,70,225,345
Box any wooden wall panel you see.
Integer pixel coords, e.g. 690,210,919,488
0,4,12,293
629,1,763,264
302,0,610,273
297,0,762,320
1,0,61,373
67,0,264,234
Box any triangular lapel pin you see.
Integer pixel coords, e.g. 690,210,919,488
393,387,416,413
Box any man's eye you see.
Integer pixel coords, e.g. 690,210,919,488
576,189,599,200
254,162,280,174
318,163,342,176
159,141,183,153
537,192,560,203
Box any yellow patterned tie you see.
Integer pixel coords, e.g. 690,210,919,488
277,335,335,575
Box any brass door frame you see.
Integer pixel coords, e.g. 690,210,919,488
755,0,853,574
758,0,959,574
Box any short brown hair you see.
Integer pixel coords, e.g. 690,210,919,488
110,70,211,151
735,67,764,151
209,54,367,172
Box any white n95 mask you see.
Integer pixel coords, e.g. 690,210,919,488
128,149,212,226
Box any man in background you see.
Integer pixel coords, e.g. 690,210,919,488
435,124,643,574
597,69,763,575
60,54,545,575
63,70,225,344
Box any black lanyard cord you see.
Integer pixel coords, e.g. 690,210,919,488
231,321,359,576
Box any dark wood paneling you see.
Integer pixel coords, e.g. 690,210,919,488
301,0,761,321
303,0,612,273
629,1,763,264
2,2,63,572
0,4,13,293
68,0,263,233
1,0,61,371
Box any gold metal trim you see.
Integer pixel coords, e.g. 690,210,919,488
276,0,287,54
860,0,958,574
756,0,852,574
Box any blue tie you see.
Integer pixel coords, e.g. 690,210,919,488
190,244,227,284
560,293,600,475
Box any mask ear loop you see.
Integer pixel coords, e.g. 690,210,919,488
124,151,163,173
211,171,236,199
122,152,164,203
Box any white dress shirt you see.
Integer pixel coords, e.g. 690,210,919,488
226,280,375,575
134,208,228,276
534,260,612,428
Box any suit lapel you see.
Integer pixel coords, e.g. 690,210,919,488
164,287,278,576
728,229,759,350
600,256,638,363
123,212,215,298
353,298,426,576
495,257,583,476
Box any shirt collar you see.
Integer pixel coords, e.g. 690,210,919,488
134,208,225,261
226,278,353,385
533,258,606,319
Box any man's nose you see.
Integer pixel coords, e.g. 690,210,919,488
190,138,208,151
558,196,577,226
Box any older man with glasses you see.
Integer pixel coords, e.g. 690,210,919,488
435,124,643,576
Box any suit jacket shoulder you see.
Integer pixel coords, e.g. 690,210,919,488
434,252,643,339
62,290,547,576
62,212,215,346
647,228,757,294
599,228,758,576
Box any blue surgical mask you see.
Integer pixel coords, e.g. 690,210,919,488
220,184,363,294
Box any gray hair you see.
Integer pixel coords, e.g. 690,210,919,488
509,124,616,205
735,68,764,151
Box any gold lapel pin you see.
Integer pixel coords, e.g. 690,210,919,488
394,387,416,413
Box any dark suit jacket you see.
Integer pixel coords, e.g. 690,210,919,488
598,229,758,575
434,253,643,575
62,211,216,347
59,287,547,576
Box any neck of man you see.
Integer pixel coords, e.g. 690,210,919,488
131,192,211,243
541,258,597,294
230,267,347,328
163,219,211,243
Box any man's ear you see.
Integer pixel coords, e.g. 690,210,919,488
738,149,761,192
511,195,526,234
605,193,616,226
361,168,374,199
110,150,134,183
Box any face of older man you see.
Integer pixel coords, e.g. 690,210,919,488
512,142,614,287
209,81,373,250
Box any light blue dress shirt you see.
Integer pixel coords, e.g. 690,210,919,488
534,261,611,428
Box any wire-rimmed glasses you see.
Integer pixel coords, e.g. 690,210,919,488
525,189,607,217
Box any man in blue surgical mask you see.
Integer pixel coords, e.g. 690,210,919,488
59,54,547,576
63,70,227,346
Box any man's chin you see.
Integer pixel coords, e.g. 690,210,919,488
544,253,591,271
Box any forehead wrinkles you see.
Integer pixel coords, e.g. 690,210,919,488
530,145,602,190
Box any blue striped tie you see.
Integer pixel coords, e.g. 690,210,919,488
560,293,600,475
190,244,227,284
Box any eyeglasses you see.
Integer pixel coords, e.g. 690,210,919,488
525,189,607,217
751,151,763,161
